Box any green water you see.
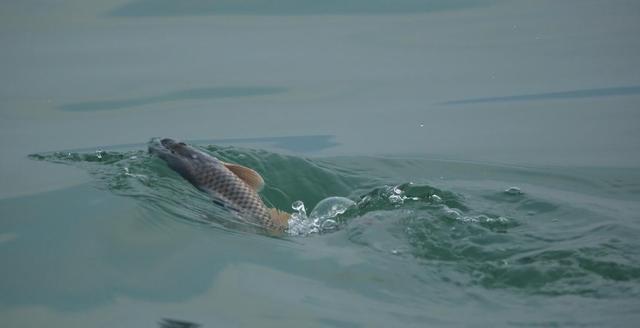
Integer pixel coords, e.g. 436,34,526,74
2,144,637,326
2,0,640,326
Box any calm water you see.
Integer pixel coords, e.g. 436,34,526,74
1,0,640,327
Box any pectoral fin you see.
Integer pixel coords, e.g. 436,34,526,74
224,162,265,191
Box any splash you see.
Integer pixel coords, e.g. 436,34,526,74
287,197,356,236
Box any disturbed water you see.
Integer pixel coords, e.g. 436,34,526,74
2,143,636,326
2,0,640,326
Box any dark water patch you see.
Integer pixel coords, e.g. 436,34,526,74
159,318,201,328
441,85,640,105
59,86,287,112
110,0,491,17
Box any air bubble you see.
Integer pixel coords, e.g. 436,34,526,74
287,197,355,236
309,197,355,220
321,219,338,231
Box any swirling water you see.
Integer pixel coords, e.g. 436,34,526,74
4,144,637,326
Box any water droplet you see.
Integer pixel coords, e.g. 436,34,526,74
292,200,306,216
389,194,404,205
505,186,522,195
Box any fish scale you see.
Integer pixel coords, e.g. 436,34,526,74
149,138,288,234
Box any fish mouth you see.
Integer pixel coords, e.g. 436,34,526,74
148,137,171,156
148,137,188,161
148,137,200,181
148,137,188,156
148,137,223,193
148,137,214,165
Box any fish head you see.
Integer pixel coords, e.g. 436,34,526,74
148,138,223,181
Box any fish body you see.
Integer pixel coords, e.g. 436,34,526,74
148,138,289,233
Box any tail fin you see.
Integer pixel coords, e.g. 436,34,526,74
267,208,291,230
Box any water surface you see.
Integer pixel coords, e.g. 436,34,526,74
1,0,640,326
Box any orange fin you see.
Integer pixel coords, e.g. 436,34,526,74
267,208,291,228
224,162,265,191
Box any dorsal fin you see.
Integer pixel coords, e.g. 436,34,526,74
223,162,264,191
267,208,291,230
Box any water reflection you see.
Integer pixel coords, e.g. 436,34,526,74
110,0,490,16
159,318,201,328
441,85,640,105
59,86,287,112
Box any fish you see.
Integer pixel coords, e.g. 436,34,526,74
148,138,290,234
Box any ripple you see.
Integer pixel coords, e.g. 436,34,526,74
29,144,640,297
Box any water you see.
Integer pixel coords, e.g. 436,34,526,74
2,0,640,327
4,145,639,326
